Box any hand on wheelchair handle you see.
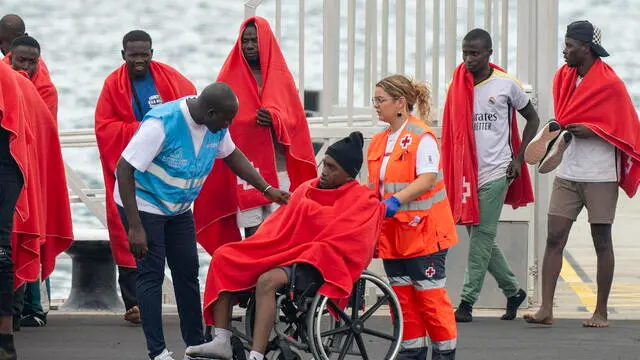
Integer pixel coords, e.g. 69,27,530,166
382,195,401,218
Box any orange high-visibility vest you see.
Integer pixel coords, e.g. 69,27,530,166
367,116,458,259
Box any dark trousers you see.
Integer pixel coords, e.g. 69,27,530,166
14,278,51,318
118,207,204,359
118,266,138,310
24,278,50,315
0,166,23,317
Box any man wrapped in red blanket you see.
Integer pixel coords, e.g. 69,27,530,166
194,16,316,254
0,59,36,357
525,21,640,328
186,133,384,360
8,36,73,330
12,69,73,282
95,30,196,323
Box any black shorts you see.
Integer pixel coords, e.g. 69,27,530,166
280,263,324,294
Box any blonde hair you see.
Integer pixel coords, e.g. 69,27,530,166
376,74,432,123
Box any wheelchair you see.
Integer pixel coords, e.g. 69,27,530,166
206,266,403,360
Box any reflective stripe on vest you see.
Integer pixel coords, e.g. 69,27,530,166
146,163,207,190
396,188,447,212
404,122,425,136
136,183,192,214
383,171,444,193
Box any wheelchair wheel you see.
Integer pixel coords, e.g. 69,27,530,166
307,271,403,360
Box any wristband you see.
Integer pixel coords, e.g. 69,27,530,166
262,185,273,194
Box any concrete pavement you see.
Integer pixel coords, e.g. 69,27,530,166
15,314,640,360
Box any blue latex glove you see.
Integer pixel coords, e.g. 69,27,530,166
382,196,401,218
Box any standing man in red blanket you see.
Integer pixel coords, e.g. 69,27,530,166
524,21,640,328
441,29,539,323
95,30,196,324
0,60,34,360
194,16,316,249
7,35,71,330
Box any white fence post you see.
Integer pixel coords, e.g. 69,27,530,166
244,0,263,18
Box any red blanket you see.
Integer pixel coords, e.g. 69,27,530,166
15,71,73,280
2,56,57,122
441,63,534,225
202,179,384,325
553,58,640,197
0,62,30,222
195,16,317,254
95,62,196,267
0,63,43,287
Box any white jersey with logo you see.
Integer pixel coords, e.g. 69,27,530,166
473,70,529,188
557,77,619,182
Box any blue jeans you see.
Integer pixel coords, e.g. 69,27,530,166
118,207,204,358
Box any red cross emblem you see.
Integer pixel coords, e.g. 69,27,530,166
400,134,412,149
425,266,436,278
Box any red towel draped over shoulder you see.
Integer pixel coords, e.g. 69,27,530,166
14,72,73,280
441,63,534,225
202,179,384,325
1,63,42,287
195,16,316,254
95,62,196,267
553,58,640,197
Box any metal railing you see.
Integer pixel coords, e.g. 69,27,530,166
246,0,524,126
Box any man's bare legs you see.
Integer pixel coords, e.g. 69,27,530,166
187,269,288,359
583,224,614,328
524,215,573,324
251,269,289,354
213,292,233,330
0,317,11,335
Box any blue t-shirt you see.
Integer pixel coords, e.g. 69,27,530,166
131,72,163,121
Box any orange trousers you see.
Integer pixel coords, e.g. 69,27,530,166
383,250,457,360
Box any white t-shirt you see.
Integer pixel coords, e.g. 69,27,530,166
557,77,619,182
379,120,440,197
114,99,236,215
473,70,530,188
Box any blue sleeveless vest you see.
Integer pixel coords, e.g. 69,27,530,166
134,98,227,215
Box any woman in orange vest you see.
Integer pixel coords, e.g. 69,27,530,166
368,74,458,360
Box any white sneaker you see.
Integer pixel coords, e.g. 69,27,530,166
184,336,232,360
153,349,177,360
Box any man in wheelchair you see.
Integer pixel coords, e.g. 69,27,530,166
186,132,385,360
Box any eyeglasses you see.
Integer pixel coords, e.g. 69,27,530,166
371,97,397,105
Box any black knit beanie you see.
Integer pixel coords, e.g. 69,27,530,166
325,131,364,178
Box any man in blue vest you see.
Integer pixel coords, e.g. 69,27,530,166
116,82,289,360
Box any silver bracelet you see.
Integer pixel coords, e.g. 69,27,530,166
262,185,273,194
